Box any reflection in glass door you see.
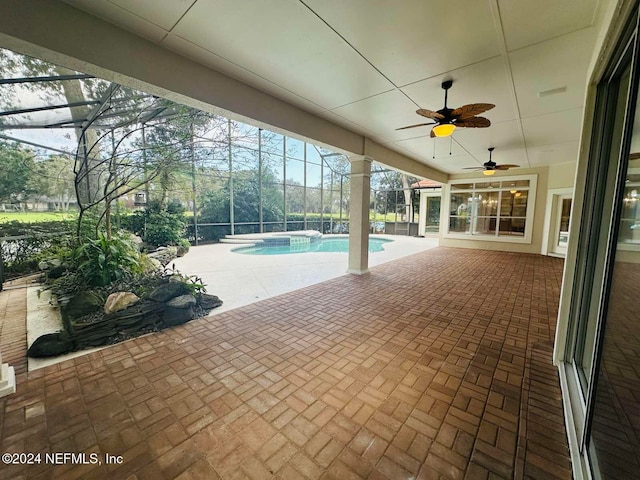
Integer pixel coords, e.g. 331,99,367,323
573,60,631,399
561,12,638,477
562,9,640,478
588,55,640,479
553,195,572,255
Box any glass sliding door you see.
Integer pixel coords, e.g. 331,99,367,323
563,8,640,478
575,61,631,397
588,49,640,479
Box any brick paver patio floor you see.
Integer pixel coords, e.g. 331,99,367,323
0,247,571,479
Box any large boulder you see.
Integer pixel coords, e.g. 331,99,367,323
148,246,178,266
63,291,104,319
147,282,189,302
163,306,194,326
28,332,74,357
198,293,223,310
166,294,196,309
104,292,140,314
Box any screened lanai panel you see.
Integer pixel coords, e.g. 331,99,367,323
231,144,259,171
230,122,260,149
262,152,284,185
261,130,283,156
306,143,322,164
286,137,305,160
285,156,305,186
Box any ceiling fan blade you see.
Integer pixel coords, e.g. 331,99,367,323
630,152,640,160
395,122,436,131
455,116,491,128
416,108,445,120
495,164,520,170
451,103,495,119
430,128,436,138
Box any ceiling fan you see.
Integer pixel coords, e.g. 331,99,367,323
463,147,520,176
396,80,495,138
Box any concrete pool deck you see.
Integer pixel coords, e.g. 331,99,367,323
173,234,438,314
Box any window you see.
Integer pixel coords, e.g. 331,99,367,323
445,175,537,243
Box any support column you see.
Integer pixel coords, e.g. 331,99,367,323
0,350,16,398
347,155,372,275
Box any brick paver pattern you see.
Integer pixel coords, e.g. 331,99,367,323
0,247,571,479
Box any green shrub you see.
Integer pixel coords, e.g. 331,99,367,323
73,233,142,287
120,200,186,248
0,220,75,278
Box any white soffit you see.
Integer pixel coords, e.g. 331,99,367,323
453,120,524,155
54,0,603,173
64,0,169,42
510,27,597,119
161,34,328,118
498,0,600,52
107,0,196,31
528,142,580,167
303,0,501,86
402,56,518,124
433,154,482,173
522,108,585,147
331,90,426,143
168,0,394,110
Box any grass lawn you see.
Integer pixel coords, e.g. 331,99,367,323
0,211,77,223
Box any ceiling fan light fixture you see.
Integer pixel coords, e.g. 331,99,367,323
432,123,456,137
482,169,496,176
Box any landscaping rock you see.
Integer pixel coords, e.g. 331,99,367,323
147,282,188,302
176,245,188,257
104,292,140,314
63,291,104,319
163,306,194,326
148,246,178,266
29,281,224,359
47,265,67,279
38,258,62,271
166,294,196,309
198,293,223,310
131,234,144,250
28,332,74,357
147,257,163,271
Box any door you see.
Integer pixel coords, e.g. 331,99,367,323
425,195,441,234
553,195,573,256
562,9,640,477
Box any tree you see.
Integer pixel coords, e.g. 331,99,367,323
0,141,35,205
200,168,283,224
0,48,110,206
373,170,419,220
26,155,75,211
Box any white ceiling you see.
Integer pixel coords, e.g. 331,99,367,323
64,0,602,174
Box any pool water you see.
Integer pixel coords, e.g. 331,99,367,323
233,237,393,255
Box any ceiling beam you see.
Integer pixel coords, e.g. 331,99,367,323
0,0,446,181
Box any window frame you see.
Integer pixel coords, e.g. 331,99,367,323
443,174,538,244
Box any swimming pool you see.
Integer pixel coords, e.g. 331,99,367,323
233,237,393,255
